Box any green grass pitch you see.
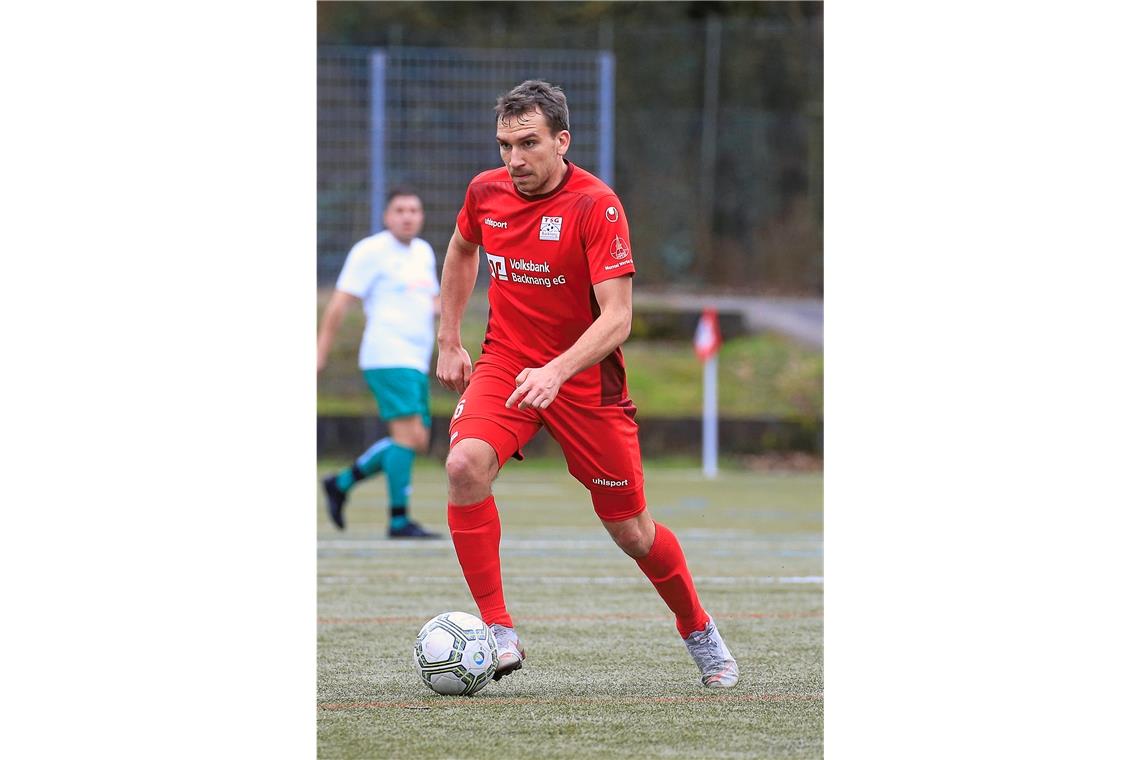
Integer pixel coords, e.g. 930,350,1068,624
317,459,823,759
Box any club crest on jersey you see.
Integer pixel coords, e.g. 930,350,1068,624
539,216,563,241
610,236,630,260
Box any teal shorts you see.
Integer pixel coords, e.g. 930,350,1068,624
362,367,431,428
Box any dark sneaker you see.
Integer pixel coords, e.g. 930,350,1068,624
322,475,347,530
388,520,442,539
489,624,525,681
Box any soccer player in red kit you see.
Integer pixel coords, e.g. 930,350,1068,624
435,80,738,688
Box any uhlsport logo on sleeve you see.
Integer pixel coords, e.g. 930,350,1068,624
539,216,563,241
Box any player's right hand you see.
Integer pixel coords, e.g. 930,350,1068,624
436,344,473,393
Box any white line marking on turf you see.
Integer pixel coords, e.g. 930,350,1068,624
485,484,566,495
318,538,821,551
323,574,823,586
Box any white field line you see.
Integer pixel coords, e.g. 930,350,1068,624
482,484,567,495
318,537,820,551
319,574,822,586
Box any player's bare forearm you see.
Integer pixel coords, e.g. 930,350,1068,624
317,290,356,372
436,226,480,392
506,276,633,411
547,303,631,383
437,226,480,348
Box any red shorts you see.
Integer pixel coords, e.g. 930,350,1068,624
448,361,646,522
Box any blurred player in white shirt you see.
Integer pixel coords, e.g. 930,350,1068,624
317,189,442,538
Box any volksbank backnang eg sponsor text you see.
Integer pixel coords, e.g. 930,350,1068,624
485,251,567,288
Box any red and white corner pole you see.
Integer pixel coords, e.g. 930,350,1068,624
694,308,723,479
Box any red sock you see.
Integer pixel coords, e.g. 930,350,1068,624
635,522,710,637
447,495,513,628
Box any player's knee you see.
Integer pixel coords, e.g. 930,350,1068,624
609,523,654,558
445,445,495,492
389,418,430,454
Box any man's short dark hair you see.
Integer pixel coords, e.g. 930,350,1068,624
386,187,421,206
495,80,570,135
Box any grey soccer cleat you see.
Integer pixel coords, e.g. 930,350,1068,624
489,624,526,681
683,620,739,688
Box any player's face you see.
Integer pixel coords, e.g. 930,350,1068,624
384,195,424,245
496,109,571,196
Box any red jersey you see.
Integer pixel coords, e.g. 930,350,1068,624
456,161,636,406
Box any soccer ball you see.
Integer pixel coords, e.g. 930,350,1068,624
414,611,499,696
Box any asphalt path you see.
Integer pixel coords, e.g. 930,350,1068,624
636,292,823,349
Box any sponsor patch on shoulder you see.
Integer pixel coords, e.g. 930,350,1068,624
610,236,630,260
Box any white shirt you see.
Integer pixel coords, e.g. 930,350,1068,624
335,230,440,372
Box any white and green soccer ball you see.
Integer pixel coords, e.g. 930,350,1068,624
414,611,499,696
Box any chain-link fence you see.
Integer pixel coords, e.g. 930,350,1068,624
317,6,823,293
318,46,613,284
317,46,373,284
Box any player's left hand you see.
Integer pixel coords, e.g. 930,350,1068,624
506,365,564,411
